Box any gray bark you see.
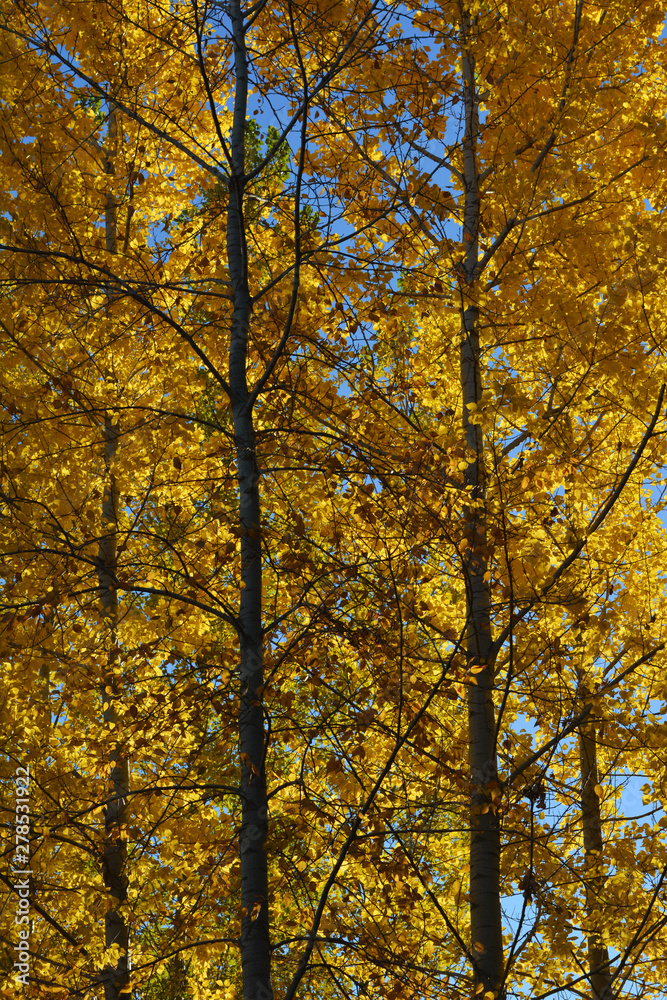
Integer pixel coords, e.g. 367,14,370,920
99,413,131,1000
99,110,131,1000
227,5,272,999
459,28,504,998
579,720,614,1000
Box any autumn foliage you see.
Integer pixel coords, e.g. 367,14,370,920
2,2,667,1000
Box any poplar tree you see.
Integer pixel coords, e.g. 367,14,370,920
2,3,667,1000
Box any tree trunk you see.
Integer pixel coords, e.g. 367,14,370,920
459,25,504,999
579,719,613,1000
227,5,272,999
168,952,188,1000
99,109,131,1000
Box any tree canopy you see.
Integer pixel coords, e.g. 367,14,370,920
2,2,667,1000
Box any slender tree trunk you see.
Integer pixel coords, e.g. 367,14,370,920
168,952,188,1000
459,20,504,998
99,109,131,1000
579,719,613,1000
227,6,272,999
